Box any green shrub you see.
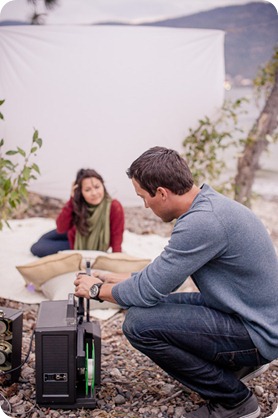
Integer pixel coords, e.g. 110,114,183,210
0,99,43,230
182,98,247,195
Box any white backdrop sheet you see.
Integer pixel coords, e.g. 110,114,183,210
0,25,225,205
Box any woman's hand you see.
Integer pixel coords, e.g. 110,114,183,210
70,182,78,198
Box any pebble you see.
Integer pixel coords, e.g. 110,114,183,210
114,394,125,405
255,385,265,397
173,406,186,417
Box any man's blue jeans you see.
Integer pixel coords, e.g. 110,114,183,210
122,292,268,406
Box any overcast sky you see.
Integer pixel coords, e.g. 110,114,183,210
0,0,276,24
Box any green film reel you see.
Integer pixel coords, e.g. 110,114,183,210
85,342,89,396
85,341,95,396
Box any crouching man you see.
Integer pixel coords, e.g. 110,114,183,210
74,146,278,418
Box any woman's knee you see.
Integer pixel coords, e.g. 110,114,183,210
30,242,50,257
30,242,42,257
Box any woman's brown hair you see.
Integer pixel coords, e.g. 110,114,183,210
72,168,109,235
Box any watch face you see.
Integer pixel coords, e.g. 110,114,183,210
89,284,100,299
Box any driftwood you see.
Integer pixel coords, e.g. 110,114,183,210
234,68,278,207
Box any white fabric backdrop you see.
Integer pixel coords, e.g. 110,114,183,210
0,25,225,205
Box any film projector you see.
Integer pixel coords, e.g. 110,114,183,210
35,291,101,409
0,263,101,409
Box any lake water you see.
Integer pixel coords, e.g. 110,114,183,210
223,87,278,198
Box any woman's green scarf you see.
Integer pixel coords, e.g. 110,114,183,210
74,197,112,251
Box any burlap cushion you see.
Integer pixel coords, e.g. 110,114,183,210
59,250,107,269
16,252,82,290
92,252,151,273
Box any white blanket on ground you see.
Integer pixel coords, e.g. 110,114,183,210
0,218,170,318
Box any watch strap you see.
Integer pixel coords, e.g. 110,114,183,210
90,282,104,302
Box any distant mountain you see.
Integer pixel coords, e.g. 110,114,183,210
0,20,29,26
139,2,278,81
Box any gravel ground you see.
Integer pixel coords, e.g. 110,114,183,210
0,299,277,418
0,192,278,417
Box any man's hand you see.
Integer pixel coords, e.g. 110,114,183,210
92,270,131,284
73,271,121,304
74,273,102,299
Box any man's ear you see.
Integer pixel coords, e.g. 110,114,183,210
156,187,168,200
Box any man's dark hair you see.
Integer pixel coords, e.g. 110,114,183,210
126,146,194,196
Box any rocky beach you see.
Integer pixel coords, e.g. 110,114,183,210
0,192,277,417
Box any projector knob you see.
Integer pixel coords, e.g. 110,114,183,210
0,320,7,335
0,341,12,365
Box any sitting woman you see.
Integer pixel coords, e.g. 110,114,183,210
30,168,125,257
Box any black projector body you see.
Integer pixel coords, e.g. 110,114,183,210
35,294,101,409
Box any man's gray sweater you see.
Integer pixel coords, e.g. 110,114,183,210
112,184,278,361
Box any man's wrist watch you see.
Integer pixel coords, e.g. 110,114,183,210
89,283,104,302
